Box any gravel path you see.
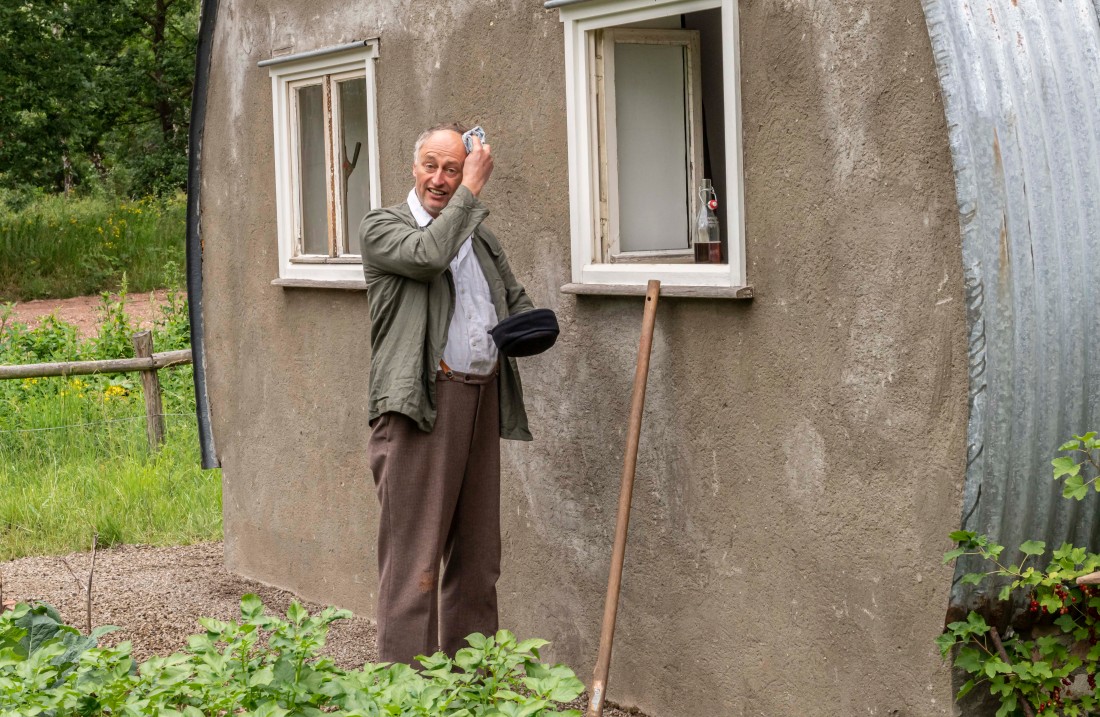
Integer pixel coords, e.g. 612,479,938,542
0,541,643,716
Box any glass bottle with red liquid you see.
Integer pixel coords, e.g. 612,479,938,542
694,179,722,263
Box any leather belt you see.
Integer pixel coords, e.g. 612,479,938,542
438,358,498,384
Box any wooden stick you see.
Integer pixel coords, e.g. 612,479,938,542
132,332,166,450
587,280,660,717
59,533,98,634
989,626,1036,717
0,349,191,380
86,533,97,634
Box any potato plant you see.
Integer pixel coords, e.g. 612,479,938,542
0,594,584,716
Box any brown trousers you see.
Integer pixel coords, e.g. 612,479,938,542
368,371,501,665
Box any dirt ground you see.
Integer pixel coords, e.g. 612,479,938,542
6,290,183,339
0,542,643,717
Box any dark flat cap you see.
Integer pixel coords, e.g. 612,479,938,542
489,308,559,357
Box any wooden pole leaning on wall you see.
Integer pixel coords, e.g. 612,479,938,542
131,331,166,451
587,279,661,717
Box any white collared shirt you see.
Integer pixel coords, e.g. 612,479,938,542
407,189,499,375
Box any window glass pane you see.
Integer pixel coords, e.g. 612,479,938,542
297,83,328,256
614,42,690,253
338,77,370,256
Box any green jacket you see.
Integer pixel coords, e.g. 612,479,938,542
359,186,534,440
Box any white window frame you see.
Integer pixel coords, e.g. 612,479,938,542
557,0,746,293
264,42,381,285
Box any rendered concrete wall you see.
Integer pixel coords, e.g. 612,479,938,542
200,0,967,714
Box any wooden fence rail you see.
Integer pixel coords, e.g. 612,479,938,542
0,350,191,380
0,331,192,451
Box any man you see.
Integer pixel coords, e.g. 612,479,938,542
358,123,534,665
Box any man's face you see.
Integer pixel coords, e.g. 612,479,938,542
412,130,466,217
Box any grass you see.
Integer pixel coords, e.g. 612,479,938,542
0,193,187,302
0,291,222,561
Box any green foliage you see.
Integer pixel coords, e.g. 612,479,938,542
0,290,219,560
1052,433,1100,502
0,194,186,301
0,0,200,197
0,596,584,716
0,602,119,693
940,435,1100,716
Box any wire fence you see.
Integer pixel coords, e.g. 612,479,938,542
0,413,194,435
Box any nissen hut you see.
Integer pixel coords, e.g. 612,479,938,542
187,0,1100,714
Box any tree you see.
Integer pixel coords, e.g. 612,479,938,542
0,0,199,198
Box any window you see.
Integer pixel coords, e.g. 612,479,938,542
262,41,380,285
554,0,749,297
597,28,703,263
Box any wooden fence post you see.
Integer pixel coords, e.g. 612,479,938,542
131,331,166,451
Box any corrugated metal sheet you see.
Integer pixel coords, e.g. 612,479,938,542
921,0,1100,616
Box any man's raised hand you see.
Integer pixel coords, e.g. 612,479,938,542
461,135,493,197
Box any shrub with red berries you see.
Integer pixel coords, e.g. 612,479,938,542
938,432,1100,717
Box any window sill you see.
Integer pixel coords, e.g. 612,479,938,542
560,282,753,299
271,278,367,291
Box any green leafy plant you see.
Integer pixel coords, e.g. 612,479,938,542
91,282,136,360
0,602,118,713
1052,434,1100,502
0,595,585,716
939,433,1100,716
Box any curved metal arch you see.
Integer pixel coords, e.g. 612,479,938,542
186,0,220,469
921,0,1100,614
